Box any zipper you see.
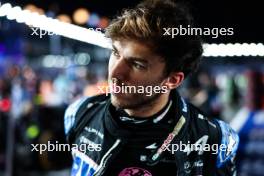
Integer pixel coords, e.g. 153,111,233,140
93,139,121,176
147,116,186,165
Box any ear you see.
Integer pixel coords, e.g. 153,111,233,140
162,72,185,90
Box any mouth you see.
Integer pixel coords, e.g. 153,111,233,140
110,83,119,94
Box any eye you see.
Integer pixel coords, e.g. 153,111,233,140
112,49,119,57
132,62,146,70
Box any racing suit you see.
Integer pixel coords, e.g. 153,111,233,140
64,90,239,176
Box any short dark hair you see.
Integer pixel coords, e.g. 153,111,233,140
105,0,203,77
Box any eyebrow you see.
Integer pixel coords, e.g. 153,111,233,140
127,57,149,65
111,44,149,64
112,44,118,51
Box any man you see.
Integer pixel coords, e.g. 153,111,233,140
64,0,239,175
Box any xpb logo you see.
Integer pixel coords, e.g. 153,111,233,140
30,27,57,38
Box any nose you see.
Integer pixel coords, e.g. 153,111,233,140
109,57,129,81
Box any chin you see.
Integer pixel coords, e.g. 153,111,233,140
110,94,131,109
110,93,161,110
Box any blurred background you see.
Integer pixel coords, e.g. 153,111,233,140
0,0,264,176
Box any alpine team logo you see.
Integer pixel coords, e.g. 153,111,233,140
71,149,98,176
118,167,152,176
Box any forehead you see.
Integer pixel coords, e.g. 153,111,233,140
112,39,162,61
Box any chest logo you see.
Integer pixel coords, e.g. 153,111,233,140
118,167,152,176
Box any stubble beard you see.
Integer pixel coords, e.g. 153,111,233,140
110,91,162,110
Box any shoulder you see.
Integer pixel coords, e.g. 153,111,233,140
187,103,220,135
214,119,239,168
64,94,109,135
187,103,239,167
64,97,89,135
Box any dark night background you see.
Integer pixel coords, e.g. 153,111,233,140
3,0,264,44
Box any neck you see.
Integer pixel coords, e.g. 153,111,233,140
124,93,170,117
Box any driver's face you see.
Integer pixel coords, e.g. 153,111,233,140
108,39,168,109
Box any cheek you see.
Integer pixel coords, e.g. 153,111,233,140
140,73,166,86
131,76,158,87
